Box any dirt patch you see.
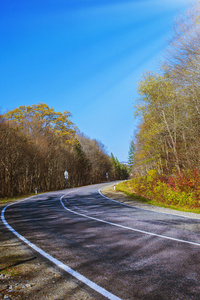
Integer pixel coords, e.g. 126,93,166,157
0,203,100,300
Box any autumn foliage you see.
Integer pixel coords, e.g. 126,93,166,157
118,169,200,209
0,103,127,197
126,2,200,209
130,3,200,176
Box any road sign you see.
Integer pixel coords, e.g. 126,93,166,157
64,170,68,179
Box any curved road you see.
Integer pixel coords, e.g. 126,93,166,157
2,183,200,299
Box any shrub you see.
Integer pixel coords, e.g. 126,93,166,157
118,169,200,209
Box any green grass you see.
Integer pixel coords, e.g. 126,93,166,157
0,194,35,206
1,264,22,277
116,181,200,214
0,254,22,276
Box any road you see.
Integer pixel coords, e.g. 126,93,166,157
2,183,200,299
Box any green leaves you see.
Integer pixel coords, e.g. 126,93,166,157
111,153,129,180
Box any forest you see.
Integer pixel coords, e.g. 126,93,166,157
0,103,128,197
125,2,200,210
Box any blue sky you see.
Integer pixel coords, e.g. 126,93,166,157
0,0,191,161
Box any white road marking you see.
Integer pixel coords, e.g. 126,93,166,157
61,191,200,248
98,188,135,208
98,187,200,220
64,198,89,212
2,185,200,300
1,194,122,300
73,206,89,212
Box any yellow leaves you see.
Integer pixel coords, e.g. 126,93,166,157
4,103,78,147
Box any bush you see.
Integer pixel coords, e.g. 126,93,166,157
118,169,200,209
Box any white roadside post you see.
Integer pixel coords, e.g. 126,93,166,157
64,170,68,188
106,172,108,182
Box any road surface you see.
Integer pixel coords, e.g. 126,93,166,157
2,183,200,299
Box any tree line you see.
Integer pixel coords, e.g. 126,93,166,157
129,2,200,177
0,103,128,197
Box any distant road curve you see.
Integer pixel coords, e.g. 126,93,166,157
2,182,200,299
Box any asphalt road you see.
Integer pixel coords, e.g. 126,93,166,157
2,183,200,299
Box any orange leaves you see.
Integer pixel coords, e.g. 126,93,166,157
120,169,200,210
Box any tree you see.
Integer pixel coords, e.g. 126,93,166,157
4,103,77,145
78,133,114,183
132,1,200,176
128,140,135,171
111,153,129,180
135,72,183,174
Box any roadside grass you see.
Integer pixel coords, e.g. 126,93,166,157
0,254,23,276
116,180,200,214
0,194,35,206
1,265,22,277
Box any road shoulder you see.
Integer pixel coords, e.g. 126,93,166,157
101,184,200,220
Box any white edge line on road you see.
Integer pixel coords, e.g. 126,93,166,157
98,187,200,220
1,194,122,300
61,191,200,248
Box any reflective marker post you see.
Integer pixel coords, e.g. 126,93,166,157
106,173,108,182
64,170,68,188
